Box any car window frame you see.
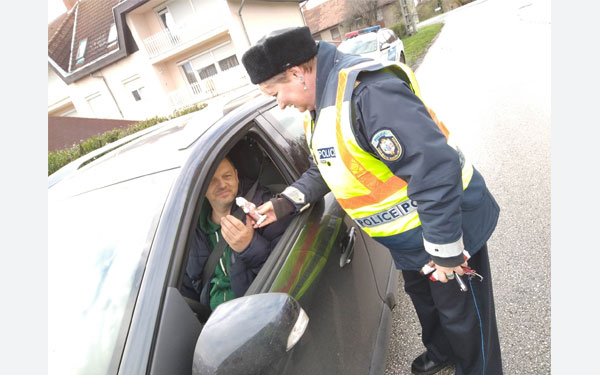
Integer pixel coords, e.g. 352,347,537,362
242,118,314,294
118,97,274,375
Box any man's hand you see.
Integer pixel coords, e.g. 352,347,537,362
434,261,468,283
253,201,278,228
221,215,254,252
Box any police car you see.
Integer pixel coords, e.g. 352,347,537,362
338,25,406,64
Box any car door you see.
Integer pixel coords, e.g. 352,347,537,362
131,97,397,375
254,106,397,374
379,30,396,62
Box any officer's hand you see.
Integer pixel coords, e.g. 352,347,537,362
254,201,278,228
434,262,468,283
221,215,254,252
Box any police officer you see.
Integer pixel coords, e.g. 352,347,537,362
242,26,503,375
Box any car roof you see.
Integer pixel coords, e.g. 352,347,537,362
342,31,378,44
48,89,269,197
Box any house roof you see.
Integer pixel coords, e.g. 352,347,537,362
303,0,347,34
70,0,122,70
48,0,146,84
48,11,76,71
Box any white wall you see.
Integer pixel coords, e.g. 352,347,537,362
48,66,71,110
48,51,174,120
227,1,305,48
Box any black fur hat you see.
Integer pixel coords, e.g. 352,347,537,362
242,26,318,84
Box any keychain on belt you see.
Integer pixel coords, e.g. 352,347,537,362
420,250,484,292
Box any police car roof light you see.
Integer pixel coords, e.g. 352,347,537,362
345,30,359,38
358,25,380,35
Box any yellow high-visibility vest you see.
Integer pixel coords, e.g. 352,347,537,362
304,60,474,237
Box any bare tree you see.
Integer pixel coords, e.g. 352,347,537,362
343,0,380,31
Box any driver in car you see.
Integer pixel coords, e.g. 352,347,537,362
181,156,290,315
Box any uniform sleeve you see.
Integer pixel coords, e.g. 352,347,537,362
236,185,295,270
281,154,330,213
353,74,465,266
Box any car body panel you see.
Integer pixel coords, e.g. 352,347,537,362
48,92,398,375
48,169,178,375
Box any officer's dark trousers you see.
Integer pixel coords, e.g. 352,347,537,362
401,244,503,375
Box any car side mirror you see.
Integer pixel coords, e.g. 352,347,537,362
380,42,390,50
192,293,309,375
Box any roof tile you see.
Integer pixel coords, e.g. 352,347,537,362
303,0,347,33
48,11,75,72
71,0,121,70
48,0,122,74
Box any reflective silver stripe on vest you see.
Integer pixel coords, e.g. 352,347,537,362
354,199,418,228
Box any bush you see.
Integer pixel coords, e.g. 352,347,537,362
169,103,207,119
389,21,408,39
48,103,208,176
48,146,81,176
416,1,439,22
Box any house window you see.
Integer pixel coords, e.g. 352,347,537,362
198,64,218,80
218,55,239,72
123,75,145,103
313,33,321,41
157,7,176,30
182,63,198,85
131,87,144,101
107,24,117,47
179,42,246,95
76,39,87,64
331,27,341,41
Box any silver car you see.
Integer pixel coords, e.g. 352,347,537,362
48,91,399,375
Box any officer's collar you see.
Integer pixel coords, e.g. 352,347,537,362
314,42,340,115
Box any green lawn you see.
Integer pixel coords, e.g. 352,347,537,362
402,23,444,68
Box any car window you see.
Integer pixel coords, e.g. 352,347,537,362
48,170,178,375
260,105,310,175
385,29,397,42
338,34,378,54
264,106,308,153
377,31,387,46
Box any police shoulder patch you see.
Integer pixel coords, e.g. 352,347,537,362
371,129,403,161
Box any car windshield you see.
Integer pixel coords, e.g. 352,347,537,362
48,170,178,375
338,34,378,54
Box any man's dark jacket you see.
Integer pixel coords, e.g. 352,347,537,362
181,177,290,308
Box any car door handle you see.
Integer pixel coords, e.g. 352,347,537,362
339,226,356,268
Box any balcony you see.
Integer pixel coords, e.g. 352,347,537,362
143,18,227,59
167,65,251,110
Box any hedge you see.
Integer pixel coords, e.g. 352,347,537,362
48,103,207,176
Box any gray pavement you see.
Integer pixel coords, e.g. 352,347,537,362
384,0,551,374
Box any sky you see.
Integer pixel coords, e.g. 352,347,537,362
48,0,67,23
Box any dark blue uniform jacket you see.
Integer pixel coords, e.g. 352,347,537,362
287,42,500,270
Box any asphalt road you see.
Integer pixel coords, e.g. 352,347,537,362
384,0,551,374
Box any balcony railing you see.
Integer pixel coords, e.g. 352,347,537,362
167,65,251,110
143,18,226,59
